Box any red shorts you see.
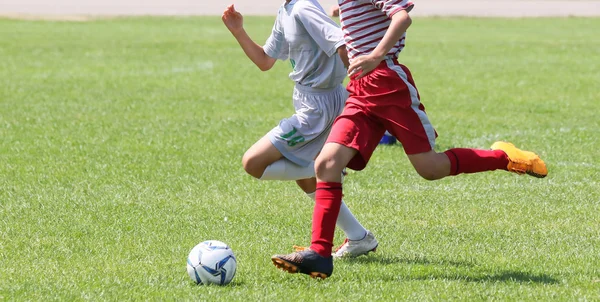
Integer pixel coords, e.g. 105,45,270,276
327,59,438,171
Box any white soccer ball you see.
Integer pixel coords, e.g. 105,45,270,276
186,240,237,285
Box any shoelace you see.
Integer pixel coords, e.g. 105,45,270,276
293,245,308,252
280,251,305,263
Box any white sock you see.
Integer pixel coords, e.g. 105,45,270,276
306,192,367,241
260,159,315,180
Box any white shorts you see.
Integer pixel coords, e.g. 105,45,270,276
268,83,347,167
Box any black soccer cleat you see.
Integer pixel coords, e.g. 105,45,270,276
271,249,333,279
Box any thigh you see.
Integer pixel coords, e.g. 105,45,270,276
244,135,284,167
326,103,385,171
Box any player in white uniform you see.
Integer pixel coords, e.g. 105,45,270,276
222,1,378,257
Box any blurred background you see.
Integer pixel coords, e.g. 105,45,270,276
1,0,600,17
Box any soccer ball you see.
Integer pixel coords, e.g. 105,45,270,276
186,240,237,285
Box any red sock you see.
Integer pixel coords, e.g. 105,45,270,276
309,182,342,258
444,148,509,176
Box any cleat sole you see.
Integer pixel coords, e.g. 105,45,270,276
271,258,299,274
271,257,329,279
527,171,546,178
309,272,328,279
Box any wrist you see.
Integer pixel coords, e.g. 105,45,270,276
230,27,245,37
368,51,386,61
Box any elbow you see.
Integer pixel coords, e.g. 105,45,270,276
404,12,412,27
258,64,272,72
257,56,275,71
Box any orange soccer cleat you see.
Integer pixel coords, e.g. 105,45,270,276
491,141,548,178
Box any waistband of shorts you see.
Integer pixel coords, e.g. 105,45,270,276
348,58,401,81
383,57,399,65
294,83,343,95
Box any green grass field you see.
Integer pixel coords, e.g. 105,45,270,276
1,16,599,300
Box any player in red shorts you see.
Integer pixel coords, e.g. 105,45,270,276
271,0,548,279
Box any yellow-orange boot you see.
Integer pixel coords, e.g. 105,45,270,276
491,141,548,178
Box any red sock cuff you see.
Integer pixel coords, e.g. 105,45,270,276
444,150,459,176
316,182,343,190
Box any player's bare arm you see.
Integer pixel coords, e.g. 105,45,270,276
222,4,276,71
348,10,412,79
337,46,349,69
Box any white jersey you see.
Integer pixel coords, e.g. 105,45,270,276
338,0,414,61
263,0,347,90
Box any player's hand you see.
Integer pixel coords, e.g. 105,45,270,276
348,54,383,79
222,4,244,35
329,5,340,17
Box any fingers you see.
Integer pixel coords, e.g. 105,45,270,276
222,5,231,17
222,4,239,21
348,61,362,77
225,4,242,18
348,66,361,77
223,4,235,15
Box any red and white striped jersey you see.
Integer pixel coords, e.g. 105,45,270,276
338,0,414,61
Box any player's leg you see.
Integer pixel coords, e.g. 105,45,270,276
242,135,283,179
298,176,370,243
272,107,384,278
245,121,371,243
280,85,375,244
295,178,316,193
296,172,376,257
242,135,316,181
406,143,547,180
250,86,373,249
406,147,514,180
384,61,547,180
271,142,357,279
311,142,365,258
303,86,377,255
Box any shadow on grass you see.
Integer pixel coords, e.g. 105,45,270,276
341,255,559,284
344,254,476,268
408,271,559,284
189,280,246,287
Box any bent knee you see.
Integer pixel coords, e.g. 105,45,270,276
242,153,266,179
409,151,450,181
315,156,345,180
314,157,334,174
416,170,441,181
414,165,445,181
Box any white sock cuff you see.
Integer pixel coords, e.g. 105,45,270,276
260,159,315,181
